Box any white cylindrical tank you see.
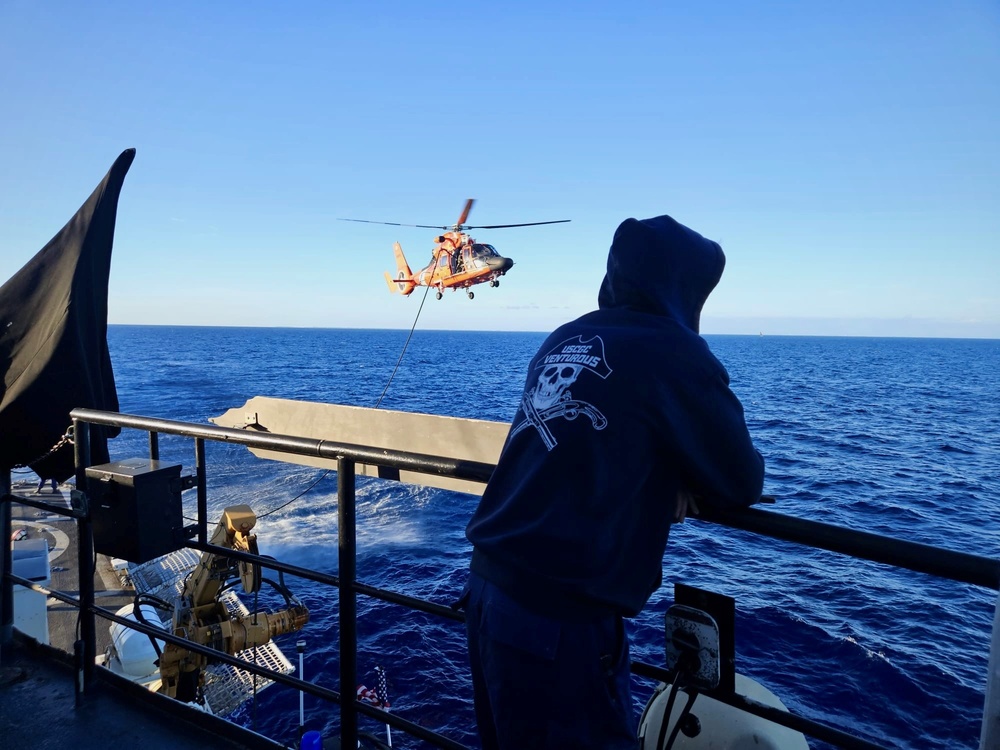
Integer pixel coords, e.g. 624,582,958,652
107,603,166,680
638,673,810,749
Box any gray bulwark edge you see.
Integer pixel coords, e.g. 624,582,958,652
211,397,509,496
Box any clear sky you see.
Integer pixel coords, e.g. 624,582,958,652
1,1,997,337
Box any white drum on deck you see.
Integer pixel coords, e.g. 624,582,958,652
638,673,810,749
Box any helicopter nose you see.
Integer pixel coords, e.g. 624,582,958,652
487,256,514,273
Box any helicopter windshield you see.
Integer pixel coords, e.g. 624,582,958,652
471,243,499,258
465,243,499,271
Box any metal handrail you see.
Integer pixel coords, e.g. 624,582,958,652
1,406,996,750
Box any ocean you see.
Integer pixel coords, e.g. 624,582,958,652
104,325,1000,750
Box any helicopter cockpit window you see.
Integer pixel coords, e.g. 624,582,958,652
468,244,497,269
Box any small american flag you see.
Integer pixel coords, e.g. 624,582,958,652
356,667,390,709
375,665,390,710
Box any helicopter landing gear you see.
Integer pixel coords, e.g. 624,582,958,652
467,290,475,299
436,291,443,300
489,279,499,288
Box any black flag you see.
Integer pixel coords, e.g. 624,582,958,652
0,148,135,480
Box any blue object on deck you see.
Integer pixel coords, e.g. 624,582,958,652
300,730,322,750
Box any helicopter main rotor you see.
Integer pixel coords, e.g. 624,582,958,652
338,198,570,233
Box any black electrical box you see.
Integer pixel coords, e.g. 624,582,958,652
85,458,184,564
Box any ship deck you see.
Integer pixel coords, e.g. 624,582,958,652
1,636,285,750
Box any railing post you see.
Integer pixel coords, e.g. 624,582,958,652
73,419,96,692
981,586,1000,750
0,469,12,652
195,438,207,546
338,457,358,748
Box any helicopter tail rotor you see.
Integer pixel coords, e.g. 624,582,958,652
384,271,416,296
384,242,416,295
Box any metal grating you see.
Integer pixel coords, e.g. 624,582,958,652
127,549,295,716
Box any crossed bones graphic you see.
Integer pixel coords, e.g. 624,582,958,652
510,387,608,450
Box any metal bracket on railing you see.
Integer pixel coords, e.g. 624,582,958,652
171,474,198,493
69,489,89,517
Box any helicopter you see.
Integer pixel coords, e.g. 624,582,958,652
340,199,569,300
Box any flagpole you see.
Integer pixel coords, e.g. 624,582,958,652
376,665,391,747
297,640,306,741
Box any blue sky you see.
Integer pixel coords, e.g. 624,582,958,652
1,1,997,337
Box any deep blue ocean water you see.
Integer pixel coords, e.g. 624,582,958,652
104,325,1000,750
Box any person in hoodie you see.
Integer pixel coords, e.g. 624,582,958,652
462,214,765,749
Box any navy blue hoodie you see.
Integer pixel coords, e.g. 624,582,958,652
466,215,764,618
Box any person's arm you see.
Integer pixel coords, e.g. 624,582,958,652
671,364,765,509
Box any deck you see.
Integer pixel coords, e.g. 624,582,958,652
1,635,285,750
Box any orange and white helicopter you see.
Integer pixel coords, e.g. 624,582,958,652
340,199,569,300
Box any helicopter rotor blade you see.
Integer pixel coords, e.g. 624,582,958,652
455,198,475,229
338,218,451,229
339,209,571,232
464,220,571,229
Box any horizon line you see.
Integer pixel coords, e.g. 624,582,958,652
105,322,1000,342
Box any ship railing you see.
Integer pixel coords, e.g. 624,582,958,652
1,407,998,750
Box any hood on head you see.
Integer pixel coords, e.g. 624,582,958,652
597,215,725,332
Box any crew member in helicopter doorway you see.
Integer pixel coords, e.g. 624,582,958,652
462,214,766,749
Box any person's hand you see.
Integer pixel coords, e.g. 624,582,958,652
674,490,699,523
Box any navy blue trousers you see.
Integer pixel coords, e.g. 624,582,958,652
463,572,638,749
